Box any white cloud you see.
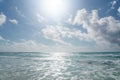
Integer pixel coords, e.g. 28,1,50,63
0,35,4,40
36,13,45,23
0,39,47,52
0,39,82,52
66,15,73,24
118,7,120,13
0,38,99,52
11,40,40,51
111,0,117,9
73,8,120,47
9,19,18,24
0,12,6,26
0,39,119,52
15,7,25,17
0,37,119,52
42,25,91,46
42,25,71,45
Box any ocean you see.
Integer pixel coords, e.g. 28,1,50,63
0,52,120,80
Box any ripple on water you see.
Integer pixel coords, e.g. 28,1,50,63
0,52,120,80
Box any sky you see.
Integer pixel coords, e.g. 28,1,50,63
0,0,120,52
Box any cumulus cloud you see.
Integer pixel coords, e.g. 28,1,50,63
0,12,6,26
42,25,71,45
73,8,120,47
9,19,18,24
0,39,93,52
111,0,117,9
42,25,91,46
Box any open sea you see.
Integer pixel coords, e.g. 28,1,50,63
0,52,120,80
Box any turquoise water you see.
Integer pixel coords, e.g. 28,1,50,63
0,52,120,80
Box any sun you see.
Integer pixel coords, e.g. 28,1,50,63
41,0,67,19
45,0,63,12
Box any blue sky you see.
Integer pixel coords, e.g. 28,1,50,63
0,0,120,52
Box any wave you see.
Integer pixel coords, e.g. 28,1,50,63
0,52,120,80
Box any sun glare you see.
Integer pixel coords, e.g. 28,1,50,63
50,52,66,60
46,0,63,11
41,0,67,19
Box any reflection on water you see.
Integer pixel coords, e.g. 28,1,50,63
0,52,120,80
39,52,67,80
49,52,66,60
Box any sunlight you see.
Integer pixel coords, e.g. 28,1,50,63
50,52,66,60
41,0,67,18
45,0,63,12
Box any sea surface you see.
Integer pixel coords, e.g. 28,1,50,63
0,52,120,80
